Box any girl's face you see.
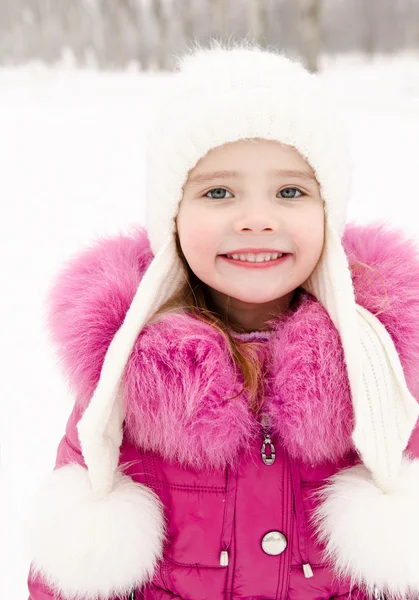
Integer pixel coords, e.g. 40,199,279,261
176,139,325,331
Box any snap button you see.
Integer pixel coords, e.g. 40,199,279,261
261,530,287,555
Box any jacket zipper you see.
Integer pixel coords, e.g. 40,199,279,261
260,413,276,465
219,414,275,569
219,467,239,574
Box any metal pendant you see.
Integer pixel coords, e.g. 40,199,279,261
261,434,276,465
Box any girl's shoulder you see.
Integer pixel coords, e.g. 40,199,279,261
342,221,419,328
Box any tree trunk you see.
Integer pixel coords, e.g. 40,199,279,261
247,0,268,47
300,0,322,73
212,0,228,40
152,0,170,70
176,0,194,42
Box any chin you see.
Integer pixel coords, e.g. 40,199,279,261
224,291,288,305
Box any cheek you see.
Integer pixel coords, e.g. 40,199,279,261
294,206,325,254
178,207,220,253
178,219,220,267
184,234,216,262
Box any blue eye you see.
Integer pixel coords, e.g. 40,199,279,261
205,188,233,200
279,187,304,199
204,187,305,200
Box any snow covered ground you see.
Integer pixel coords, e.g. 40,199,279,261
1,52,419,599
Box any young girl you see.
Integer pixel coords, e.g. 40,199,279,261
27,41,419,600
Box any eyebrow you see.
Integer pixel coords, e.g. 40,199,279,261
186,168,318,186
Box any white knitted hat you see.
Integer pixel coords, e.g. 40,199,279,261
29,41,419,600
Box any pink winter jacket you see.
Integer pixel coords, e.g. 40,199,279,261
28,222,419,600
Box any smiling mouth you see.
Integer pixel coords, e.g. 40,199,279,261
223,252,284,261
219,253,290,268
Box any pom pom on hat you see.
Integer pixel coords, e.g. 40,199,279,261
26,464,165,600
312,456,419,600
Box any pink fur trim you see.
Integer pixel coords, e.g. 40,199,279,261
47,227,153,403
343,221,419,403
46,221,419,468
124,312,258,470
264,293,353,464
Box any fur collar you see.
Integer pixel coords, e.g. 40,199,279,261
48,222,419,469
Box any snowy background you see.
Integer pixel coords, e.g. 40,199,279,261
1,52,419,598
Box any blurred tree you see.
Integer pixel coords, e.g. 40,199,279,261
118,0,151,70
247,0,268,47
0,0,419,69
212,0,228,40
152,0,170,69
176,0,194,42
356,0,377,56
299,0,322,72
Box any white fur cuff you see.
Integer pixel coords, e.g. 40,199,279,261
26,463,165,600
312,456,419,600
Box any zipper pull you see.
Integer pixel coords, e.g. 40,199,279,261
260,414,276,465
220,549,229,566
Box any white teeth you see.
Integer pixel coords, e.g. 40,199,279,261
227,252,283,262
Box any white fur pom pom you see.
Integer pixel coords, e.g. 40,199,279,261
311,456,419,600
26,463,165,600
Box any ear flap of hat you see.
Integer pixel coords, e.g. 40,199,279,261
302,217,419,489
77,236,186,499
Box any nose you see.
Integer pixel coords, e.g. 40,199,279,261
232,196,281,234
234,213,278,234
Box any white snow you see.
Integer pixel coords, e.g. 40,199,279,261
1,53,419,599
